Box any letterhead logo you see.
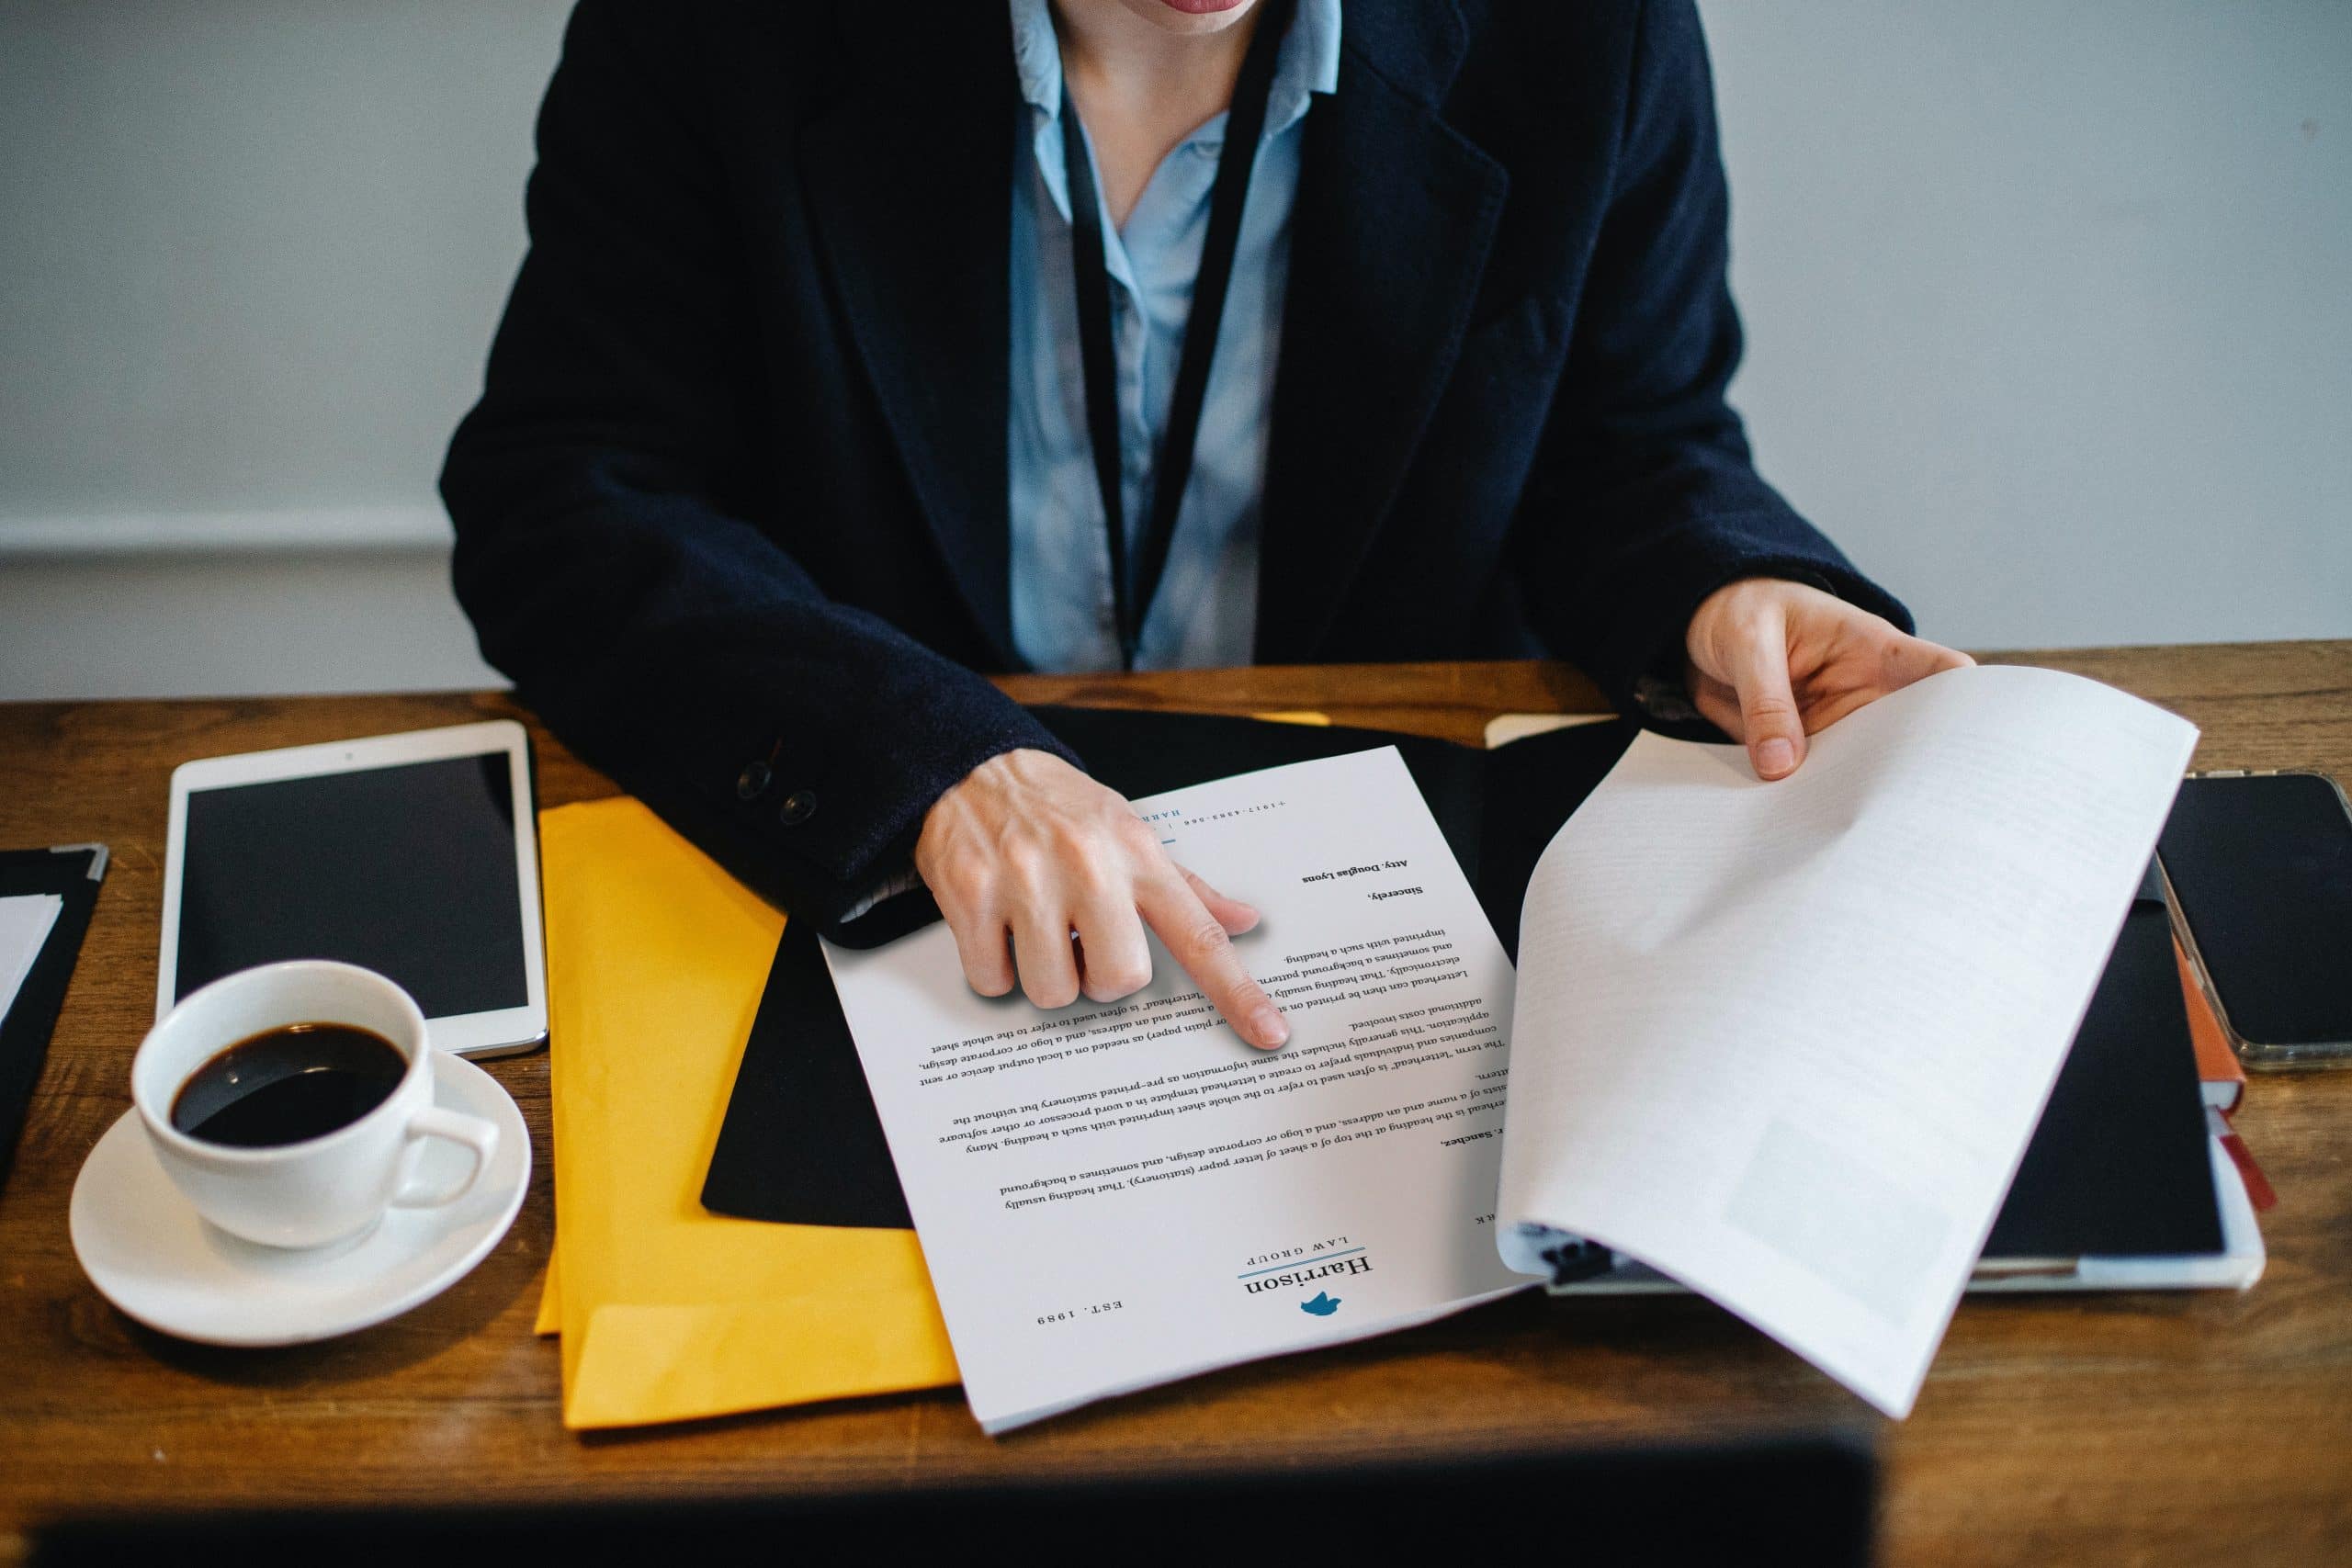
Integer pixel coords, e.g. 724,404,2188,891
1239,1245,1372,1314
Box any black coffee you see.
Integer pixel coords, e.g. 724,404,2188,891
169,1022,407,1147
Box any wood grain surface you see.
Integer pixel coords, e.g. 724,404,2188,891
1,648,2346,1565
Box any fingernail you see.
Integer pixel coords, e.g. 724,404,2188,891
1757,738,1796,777
1249,1005,1289,1050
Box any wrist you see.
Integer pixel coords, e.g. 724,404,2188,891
917,747,1069,865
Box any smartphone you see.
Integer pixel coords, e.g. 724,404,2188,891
2158,770,2352,1069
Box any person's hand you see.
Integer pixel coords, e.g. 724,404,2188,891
1684,577,1973,781
914,748,1289,1050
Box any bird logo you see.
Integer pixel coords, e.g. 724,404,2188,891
1300,1292,1340,1317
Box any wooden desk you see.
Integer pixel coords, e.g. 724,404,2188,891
3,646,2347,1565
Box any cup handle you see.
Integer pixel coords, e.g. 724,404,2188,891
390,1107,501,1210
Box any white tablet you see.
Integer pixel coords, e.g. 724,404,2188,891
160,721,548,1058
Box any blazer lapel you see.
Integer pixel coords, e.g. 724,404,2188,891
1256,2,1509,663
796,7,1023,669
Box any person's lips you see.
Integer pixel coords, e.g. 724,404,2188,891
1156,0,1250,13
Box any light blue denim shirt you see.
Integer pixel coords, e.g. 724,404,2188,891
1007,0,1341,672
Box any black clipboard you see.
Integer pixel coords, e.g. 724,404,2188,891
0,844,108,1188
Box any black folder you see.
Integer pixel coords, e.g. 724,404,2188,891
700,710,2223,1267
0,844,108,1189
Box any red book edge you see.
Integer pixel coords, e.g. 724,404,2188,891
2210,1109,2279,1213
2175,942,2274,1210
2175,938,2245,1111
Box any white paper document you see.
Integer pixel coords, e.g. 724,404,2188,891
826,663,2203,1430
0,894,63,1027
1496,665,2199,1416
825,748,1530,1432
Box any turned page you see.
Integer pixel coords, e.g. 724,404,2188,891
1496,665,2198,1416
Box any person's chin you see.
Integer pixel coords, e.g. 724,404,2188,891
1114,0,1258,33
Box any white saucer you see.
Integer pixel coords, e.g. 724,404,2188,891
70,1050,531,1348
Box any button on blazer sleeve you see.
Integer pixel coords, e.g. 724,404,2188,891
1515,0,1913,717
440,1,1070,940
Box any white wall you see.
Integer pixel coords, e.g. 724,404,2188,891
0,0,568,699
1704,0,2351,650
1,0,2346,699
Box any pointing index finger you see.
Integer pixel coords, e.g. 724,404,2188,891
1136,872,1288,1051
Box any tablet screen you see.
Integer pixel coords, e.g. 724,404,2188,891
175,752,528,1018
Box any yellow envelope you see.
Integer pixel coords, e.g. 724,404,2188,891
537,797,957,1428
533,711,1341,1421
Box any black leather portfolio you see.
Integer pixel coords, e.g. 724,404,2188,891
701,710,2223,1267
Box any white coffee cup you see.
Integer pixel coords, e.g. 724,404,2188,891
132,960,500,1249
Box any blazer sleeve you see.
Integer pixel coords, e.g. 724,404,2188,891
1515,0,1913,721
441,1,1071,942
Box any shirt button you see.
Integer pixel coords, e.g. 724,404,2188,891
736,761,773,802
778,789,819,827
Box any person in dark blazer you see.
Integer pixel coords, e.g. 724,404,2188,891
442,0,1970,1051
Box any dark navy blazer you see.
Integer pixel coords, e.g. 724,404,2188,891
440,0,1911,944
